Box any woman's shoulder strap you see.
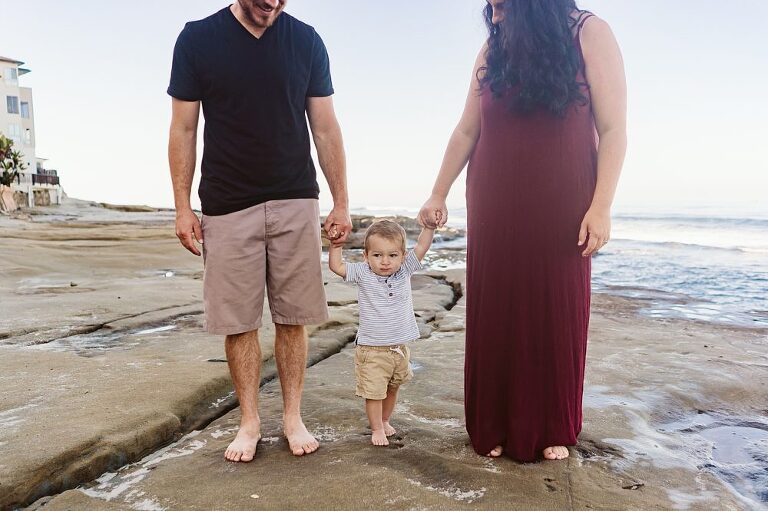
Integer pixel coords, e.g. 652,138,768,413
574,10,596,35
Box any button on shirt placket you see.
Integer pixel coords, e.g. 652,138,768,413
382,277,394,298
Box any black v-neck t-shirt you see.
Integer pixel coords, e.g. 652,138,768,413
168,8,334,216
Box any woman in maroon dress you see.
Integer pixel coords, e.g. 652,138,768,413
419,0,626,462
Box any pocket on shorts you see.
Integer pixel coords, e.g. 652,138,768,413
402,346,413,380
355,346,369,365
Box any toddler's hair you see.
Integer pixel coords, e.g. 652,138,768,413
364,219,407,253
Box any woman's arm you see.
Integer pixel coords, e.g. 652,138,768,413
418,46,486,228
328,242,346,278
578,17,628,257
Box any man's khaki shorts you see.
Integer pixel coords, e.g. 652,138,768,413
355,344,413,400
201,198,329,335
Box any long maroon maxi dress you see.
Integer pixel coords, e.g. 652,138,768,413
464,14,598,462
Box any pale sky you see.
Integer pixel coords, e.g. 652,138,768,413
1,0,766,213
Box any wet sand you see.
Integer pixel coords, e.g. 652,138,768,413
1,198,767,510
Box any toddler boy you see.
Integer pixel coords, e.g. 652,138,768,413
329,219,434,445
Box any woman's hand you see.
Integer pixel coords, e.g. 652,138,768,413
578,207,611,257
418,195,448,228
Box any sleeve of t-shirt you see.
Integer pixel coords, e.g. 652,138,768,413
344,262,366,284
307,30,334,97
402,250,423,276
167,24,203,101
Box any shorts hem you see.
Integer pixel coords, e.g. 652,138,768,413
356,390,387,401
206,321,263,336
271,313,330,326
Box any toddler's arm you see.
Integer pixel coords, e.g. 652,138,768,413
414,226,435,261
328,242,347,278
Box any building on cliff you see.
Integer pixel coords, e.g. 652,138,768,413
1,55,63,207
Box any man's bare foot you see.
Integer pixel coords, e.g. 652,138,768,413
543,446,569,460
382,421,396,437
487,445,503,457
284,416,319,456
371,429,389,446
224,425,261,462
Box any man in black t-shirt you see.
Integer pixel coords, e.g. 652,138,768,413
168,0,352,462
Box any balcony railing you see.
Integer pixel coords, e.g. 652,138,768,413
33,174,59,185
14,173,60,186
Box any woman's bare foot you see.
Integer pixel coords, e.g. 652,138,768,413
382,421,397,437
224,425,261,462
371,429,390,446
487,445,503,457
543,446,569,460
284,415,319,456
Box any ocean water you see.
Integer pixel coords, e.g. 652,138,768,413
351,206,768,328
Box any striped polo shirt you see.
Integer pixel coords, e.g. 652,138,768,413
345,250,423,346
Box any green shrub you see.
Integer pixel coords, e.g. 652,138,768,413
0,133,27,187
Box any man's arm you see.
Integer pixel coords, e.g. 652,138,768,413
328,243,347,278
168,98,202,256
413,226,435,262
306,96,352,244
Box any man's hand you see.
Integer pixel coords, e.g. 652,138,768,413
176,208,204,256
578,206,611,257
418,195,448,229
323,205,352,244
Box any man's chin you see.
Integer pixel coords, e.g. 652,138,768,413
251,14,270,25
247,8,281,28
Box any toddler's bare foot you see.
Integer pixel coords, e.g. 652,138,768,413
224,425,261,462
383,421,396,437
371,429,389,446
543,446,569,460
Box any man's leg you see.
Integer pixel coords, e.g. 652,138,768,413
274,323,319,456
223,330,262,462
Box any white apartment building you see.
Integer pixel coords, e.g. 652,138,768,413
0,55,62,207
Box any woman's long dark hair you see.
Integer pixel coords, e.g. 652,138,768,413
479,0,588,116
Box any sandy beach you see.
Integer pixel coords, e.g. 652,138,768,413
1,198,766,510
